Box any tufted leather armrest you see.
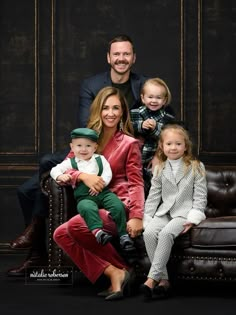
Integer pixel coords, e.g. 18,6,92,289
41,172,77,267
174,165,236,250
205,165,236,217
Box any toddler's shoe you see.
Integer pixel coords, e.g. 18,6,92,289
95,230,112,245
120,234,135,252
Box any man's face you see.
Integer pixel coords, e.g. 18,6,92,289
107,41,136,75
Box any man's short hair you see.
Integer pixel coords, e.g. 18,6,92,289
107,34,135,53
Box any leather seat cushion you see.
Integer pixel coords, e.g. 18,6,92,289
190,216,236,248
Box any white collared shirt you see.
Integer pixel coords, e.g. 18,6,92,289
50,153,112,186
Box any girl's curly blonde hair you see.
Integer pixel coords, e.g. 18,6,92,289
155,124,204,176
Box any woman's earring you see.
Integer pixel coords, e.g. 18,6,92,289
119,120,123,131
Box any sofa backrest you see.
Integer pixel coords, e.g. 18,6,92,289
205,165,236,218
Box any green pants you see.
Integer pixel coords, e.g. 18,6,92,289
74,183,127,236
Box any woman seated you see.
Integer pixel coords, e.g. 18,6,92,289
53,86,145,301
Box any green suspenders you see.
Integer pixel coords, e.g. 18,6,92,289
70,156,103,175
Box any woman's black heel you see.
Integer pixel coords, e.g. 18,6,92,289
105,270,130,301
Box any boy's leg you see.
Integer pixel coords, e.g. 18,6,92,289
100,191,127,236
101,191,135,252
77,199,103,231
77,199,113,245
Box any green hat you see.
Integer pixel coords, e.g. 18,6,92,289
70,128,99,142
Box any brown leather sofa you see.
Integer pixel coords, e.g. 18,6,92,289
41,165,236,283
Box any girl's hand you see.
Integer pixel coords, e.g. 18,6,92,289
181,222,194,234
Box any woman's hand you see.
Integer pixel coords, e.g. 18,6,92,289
88,188,99,196
78,173,105,193
127,218,143,238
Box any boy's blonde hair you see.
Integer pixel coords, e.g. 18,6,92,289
141,77,172,105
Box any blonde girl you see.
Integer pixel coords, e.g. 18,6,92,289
141,124,207,300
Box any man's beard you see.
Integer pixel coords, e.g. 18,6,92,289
111,62,132,75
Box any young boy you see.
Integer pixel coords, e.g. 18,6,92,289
130,77,175,196
50,128,135,252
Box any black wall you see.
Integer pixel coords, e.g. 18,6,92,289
0,0,235,246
